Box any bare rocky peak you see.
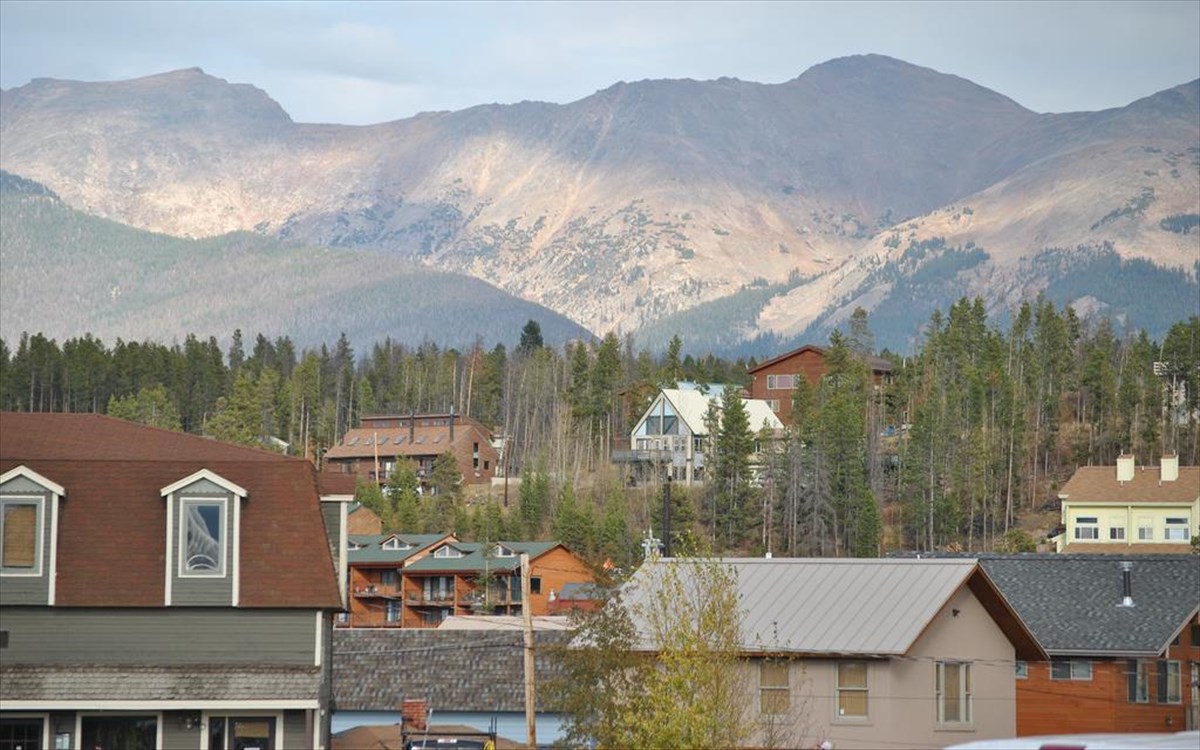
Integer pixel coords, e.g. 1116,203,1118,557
1,56,1195,348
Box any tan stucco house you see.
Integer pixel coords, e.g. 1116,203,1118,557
621,558,1044,750
1052,454,1199,553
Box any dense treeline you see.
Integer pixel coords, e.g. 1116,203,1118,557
1,301,1197,561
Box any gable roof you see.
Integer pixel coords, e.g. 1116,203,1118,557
0,412,341,609
403,541,562,573
621,558,1040,657
347,533,451,564
645,388,783,437
1058,465,1199,504
977,555,1200,657
747,344,893,375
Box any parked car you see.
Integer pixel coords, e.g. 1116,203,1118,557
946,730,1200,750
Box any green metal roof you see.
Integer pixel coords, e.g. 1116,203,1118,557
403,540,561,573
346,533,450,564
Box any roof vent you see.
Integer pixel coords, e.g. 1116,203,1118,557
1118,561,1134,608
1116,454,1135,483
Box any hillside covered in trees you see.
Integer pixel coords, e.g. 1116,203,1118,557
2,304,1197,566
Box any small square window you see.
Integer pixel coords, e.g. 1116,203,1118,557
1051,659,1092,681
1014,661,1028,679
530,577,542,595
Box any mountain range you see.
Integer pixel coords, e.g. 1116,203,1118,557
1,54,1197,353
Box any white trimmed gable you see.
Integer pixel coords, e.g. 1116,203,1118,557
0,465,66,497
160,469,247,498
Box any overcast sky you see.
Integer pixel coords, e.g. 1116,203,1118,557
2,0,1197,126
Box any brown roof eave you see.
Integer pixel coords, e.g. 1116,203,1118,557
967,566,1048,661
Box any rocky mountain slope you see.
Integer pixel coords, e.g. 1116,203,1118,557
2,55,1196,352
0,172,589,349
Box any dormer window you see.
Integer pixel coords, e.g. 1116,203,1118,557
1,497,41,573
493,544,515,558
348,540,365,551
382,537,412,551
181,498,226,576
161,469,245,605
433,545,462,559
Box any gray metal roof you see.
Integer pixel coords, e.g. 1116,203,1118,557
332,629,571,712
977,555,1200,656
620,557,977,655
0,664,322,701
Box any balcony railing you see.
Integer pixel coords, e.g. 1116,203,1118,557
405,590,456,606
459,588,522,607
352,584,402,598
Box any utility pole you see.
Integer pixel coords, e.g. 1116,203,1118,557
521,552,536,749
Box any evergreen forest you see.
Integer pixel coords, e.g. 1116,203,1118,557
2,301,1197,568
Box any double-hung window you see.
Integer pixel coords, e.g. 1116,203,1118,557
760,661,789,715
1108,516,1125,541
180,498,225,576
836,662,868,719
0,497,41,574
1074,517,1099,540
936,661,973,725
1128,659,1150,703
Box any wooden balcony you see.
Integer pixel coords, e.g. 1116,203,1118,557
352,583,402,599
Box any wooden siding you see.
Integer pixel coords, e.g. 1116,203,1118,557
1018,622,1200,735
347,506,382,535
284,708,309,749
748,349,828,427
345,546,597,628
1,608,318,665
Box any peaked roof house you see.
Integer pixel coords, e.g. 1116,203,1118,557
976,555,1200,735
620,558,1043,749
344,532,454,627
399,540,595,628
747,344,894,426
0,413,345,750
1051,455,1199,553
617,384,784,485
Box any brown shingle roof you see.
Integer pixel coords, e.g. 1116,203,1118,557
0,412,341,609
324,420,493,461
1058,465,1199,504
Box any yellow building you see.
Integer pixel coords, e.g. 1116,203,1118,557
1052,454,1199,553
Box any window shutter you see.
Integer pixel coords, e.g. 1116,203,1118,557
1157,660,1168,703
2,504,36,568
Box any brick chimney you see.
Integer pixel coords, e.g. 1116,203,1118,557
1161,454,1179,483
402,698,427,731
1116,454,1135,483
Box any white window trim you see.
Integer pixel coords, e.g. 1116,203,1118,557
178,496,229,579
